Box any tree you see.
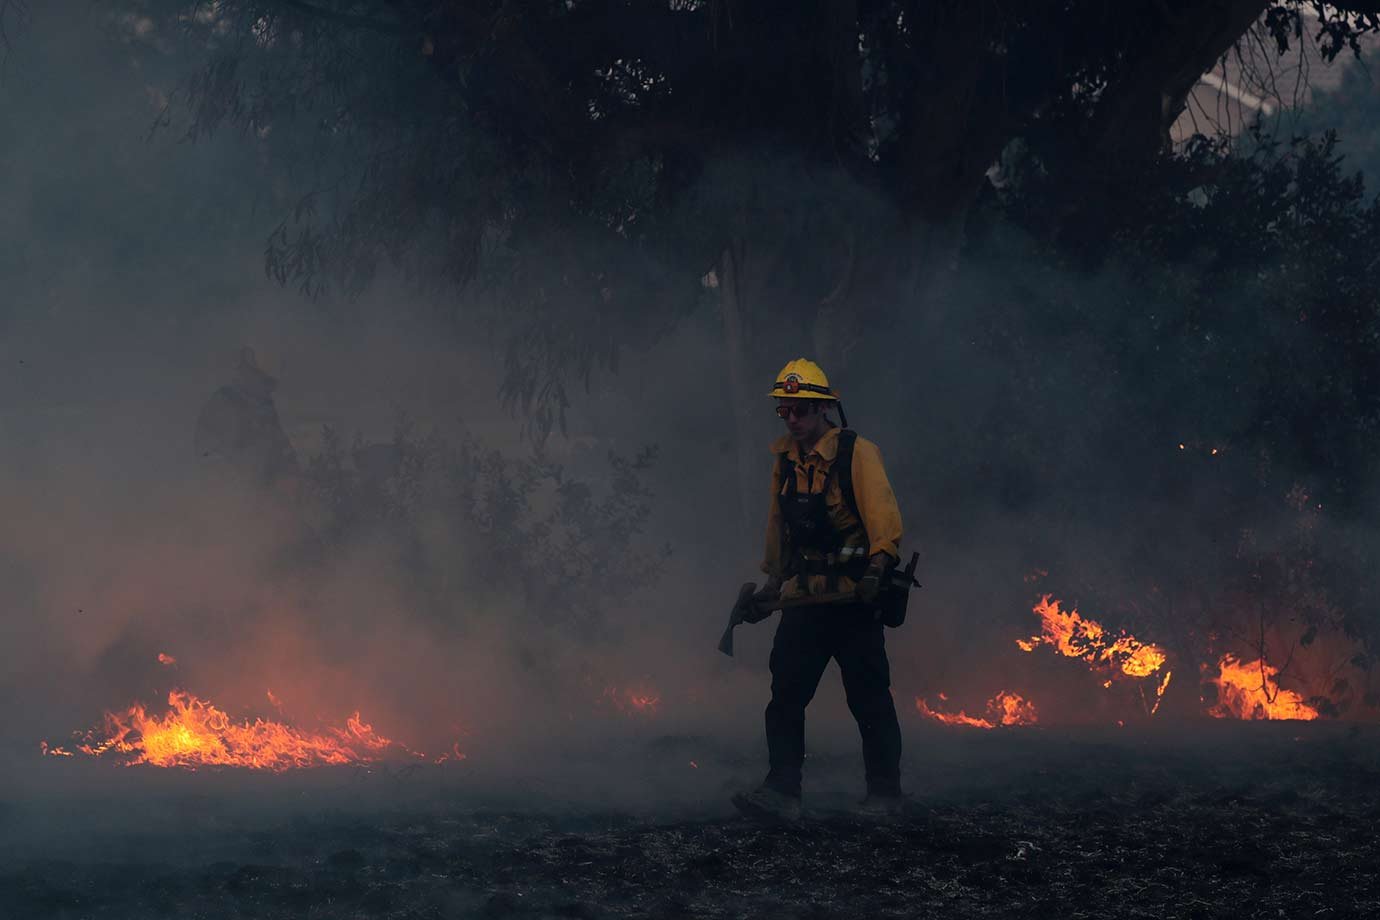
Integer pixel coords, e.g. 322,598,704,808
94,0,1378,518
0,1,28,52
1292,59,1380,186
118,2,1377,373
929,127,1380,710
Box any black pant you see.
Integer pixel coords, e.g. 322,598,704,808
763,605,903,798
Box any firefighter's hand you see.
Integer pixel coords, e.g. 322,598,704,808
857,554,895,604
739,576,782,624
752,575,784,607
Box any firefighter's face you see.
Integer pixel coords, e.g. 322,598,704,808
776,399,828,440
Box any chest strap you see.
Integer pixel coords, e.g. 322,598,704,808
776,429,869,573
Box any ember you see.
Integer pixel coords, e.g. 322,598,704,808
434,742,468,764
602,684,662,715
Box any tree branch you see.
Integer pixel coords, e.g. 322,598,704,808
269,0,410,34
1315,0,1380,13
0,0,30,55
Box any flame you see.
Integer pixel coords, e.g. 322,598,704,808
433,742,468,764
1019,595,1173,717
916,698,994,729
990,690,1039,725
916,690,1038,729
1149,670,1173,715
1021,596,1168,678
602,684,661,715
61,690,429,771
1208,655,1320,721
40,741,73,758
157,653,176,666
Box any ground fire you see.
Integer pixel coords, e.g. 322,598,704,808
918,593,1334,729
916,691,1038,729
1018,595,1173,716
1207,654,1322,721
43,686,445,771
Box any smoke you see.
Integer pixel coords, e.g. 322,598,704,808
8,3,1380,870
0,7,937,775
0,8,781,834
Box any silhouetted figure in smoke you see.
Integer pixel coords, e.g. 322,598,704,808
194,346,299,492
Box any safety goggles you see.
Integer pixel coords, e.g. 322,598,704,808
775,402,819,420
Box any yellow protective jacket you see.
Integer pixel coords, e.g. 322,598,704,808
762,427,903,600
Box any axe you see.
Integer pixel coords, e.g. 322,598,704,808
717,584,859,657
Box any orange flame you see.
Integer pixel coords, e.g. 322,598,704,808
990,690,1039,726
916,690,1038,729
1018,595,1173,717
64,690,426,771
157,653,176,666
1208,655,1320,721
1020,596,1168,678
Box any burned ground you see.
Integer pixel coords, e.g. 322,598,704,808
4,723,1378,919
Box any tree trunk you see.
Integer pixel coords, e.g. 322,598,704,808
718,244,762,535
811,227,860,372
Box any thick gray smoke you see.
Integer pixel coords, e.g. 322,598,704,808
0,4,783,821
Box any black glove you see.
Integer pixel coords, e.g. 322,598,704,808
751,575,784,607
740,576,783,623
857,554,895,605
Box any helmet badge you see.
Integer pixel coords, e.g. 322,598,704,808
782,374,801,394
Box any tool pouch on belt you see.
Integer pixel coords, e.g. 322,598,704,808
876,551,922,628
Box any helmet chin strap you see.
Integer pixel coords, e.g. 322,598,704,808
837,401,849,430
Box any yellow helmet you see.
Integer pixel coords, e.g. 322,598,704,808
767,358,838,400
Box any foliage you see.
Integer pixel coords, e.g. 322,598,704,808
97,0,1380,430
939,127,1380,679
990,129,1380,515
301,419,669,632
1291,60,1380,190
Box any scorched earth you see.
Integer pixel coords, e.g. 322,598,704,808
4,722,1378,920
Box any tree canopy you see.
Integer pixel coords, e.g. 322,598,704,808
98,2,1377,395
24,0,1380,689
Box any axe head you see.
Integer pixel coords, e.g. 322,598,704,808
733,581,757,614
718,582,758,657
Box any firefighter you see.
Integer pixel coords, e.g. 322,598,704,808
194,346,300,492
732,358,905,821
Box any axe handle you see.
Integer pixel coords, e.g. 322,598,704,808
719,587,864,658
764,590,859,612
